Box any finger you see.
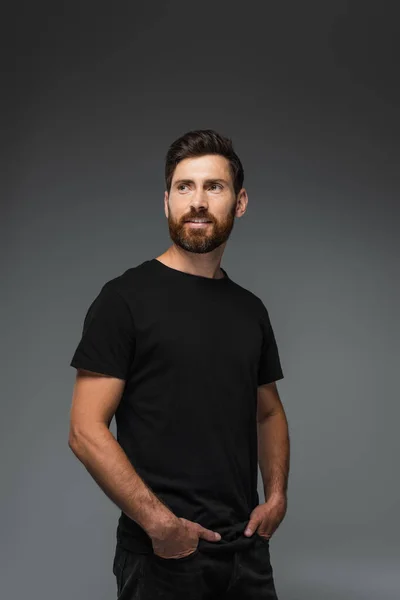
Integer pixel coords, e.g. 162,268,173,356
197,526,222,542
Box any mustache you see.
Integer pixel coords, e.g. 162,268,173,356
182,214,214,222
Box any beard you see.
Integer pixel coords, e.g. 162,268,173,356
167,203,237,254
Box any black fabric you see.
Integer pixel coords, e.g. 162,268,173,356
112,534,279,599
70,258,284,555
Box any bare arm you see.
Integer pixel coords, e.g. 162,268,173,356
68,368,178,541
256,381,290,500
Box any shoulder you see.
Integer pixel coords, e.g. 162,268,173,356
99,260,150,300
227,279,268,314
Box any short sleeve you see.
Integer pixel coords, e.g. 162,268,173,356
257,301,284,386
70,283,135,380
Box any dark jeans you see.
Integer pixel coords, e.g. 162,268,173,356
113,534,279,599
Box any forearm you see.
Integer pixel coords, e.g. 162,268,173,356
68,424,177,539
257,409,290,500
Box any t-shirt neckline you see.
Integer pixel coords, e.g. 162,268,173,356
150,258,230,283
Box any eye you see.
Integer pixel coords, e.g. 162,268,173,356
178,184,188,191
210,183,223,191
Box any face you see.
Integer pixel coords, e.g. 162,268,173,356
164,154,247,254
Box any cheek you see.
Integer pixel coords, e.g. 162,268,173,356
214,209,233,224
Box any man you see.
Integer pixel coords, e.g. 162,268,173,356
69,129,289,599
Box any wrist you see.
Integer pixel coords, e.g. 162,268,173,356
265,490,286,503
144,510,180,541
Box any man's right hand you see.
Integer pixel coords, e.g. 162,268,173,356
150,516,221,559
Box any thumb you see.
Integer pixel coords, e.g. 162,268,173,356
243,520,260,537
197,525,222,542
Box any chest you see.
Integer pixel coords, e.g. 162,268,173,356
132,293,262,374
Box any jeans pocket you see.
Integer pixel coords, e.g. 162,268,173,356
256,532,270,545
153,547,200,563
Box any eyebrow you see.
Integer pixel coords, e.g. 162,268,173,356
174,178,229,186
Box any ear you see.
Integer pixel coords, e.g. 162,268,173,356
236,188,249,218
164,190,169,219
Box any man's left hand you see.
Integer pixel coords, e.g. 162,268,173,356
244,494,287,539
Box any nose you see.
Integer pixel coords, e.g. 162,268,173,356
190,188,209,211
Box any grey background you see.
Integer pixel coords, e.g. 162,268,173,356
2,2,399,599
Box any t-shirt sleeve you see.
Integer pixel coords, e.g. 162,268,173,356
257,301,284,386
70,283,135,380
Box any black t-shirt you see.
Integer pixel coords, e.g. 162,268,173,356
70,258,284,554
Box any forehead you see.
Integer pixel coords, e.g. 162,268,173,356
172,154,231,182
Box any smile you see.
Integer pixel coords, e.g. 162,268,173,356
185,220,212,225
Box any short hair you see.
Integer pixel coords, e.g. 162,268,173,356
165,129,244,195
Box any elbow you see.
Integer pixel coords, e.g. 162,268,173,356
68,421,108,454
68,425,84,454
68,434,78,454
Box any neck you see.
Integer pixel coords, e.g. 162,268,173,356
157,247,225,280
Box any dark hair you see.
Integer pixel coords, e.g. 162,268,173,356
165,129,244,195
